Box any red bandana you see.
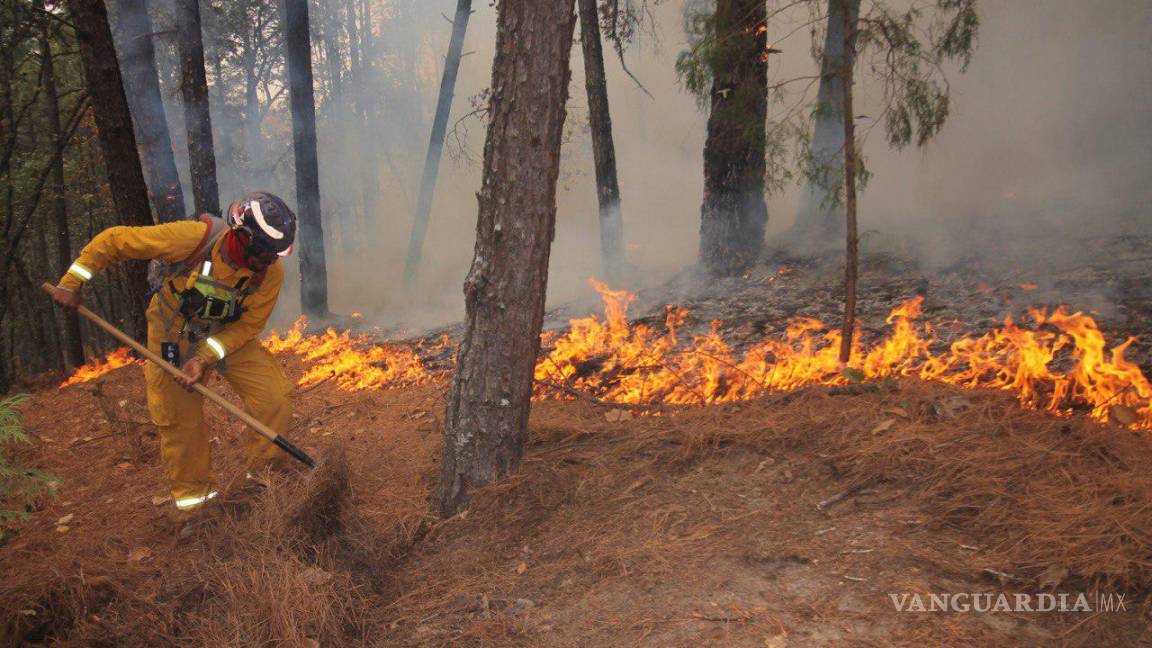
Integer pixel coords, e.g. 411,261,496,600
225,231,253,270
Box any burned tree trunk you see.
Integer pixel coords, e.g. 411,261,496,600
174,0,219,215
578,0,625,280
699,0,768,277
794,0,861,253
114,0,185,222
403,0,471,288
437,0,577,517
283,0,329,317
40,13,86,367
838,6,859,363
66,0,153,341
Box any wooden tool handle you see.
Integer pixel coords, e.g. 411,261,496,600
42,282,278,442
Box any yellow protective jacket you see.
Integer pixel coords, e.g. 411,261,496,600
58,221,284,364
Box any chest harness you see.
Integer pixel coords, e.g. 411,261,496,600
153,215,267,350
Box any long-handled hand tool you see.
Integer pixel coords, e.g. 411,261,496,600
42,282,316,469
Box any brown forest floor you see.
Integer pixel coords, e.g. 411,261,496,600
2,350,1150,646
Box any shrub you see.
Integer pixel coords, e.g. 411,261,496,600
0,394,56,537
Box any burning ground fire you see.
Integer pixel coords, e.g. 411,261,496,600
58,347,139,388
264,317,435,391
534,280,1152,430
59,281,1152,432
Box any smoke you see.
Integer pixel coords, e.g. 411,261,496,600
126,0,1152,330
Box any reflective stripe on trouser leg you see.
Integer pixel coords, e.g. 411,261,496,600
175,490,218,509
219,341,294,470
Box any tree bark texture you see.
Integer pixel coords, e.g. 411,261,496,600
175,0,219,215
114,0,185,222
66,0,153,341
403,0,472,288
283,0,329,317
40,13,86,367
838,5,859,363
699,0,768,277
437,0,578,517
795,0,861,252
578,0,625,281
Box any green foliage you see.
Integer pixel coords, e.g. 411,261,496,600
675,0,980,195
674,6,718,108
0,394,57,533
858,0,980,149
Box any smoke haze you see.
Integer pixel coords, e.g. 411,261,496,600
121,0,1152,330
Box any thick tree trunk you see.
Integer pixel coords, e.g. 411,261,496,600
578,0,625,281
838,6,859,363
403,0,472,288
66,0,153,341
175,0,219,215
437,0,577,517
795,0,862,253
113,0,185,222
39,13,86,367
283,0,329,317
699,0,768,277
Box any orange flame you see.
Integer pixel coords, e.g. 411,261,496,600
534,280,1152,429
265,317,433,391
59,348,139,388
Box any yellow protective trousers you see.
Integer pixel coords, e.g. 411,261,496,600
145,339,292,509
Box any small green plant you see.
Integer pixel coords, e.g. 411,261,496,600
0,394,57,534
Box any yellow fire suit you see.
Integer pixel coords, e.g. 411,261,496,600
58,221,291,509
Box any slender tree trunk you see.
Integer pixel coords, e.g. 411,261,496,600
578,0,625,281
699,0,768,277
837,5,859,364
175,0,219,214
354,0,378,241
437,0,577,517
66,0,153,341
113,0,185,222
15,256,57,372
242,51,267,187
283,0,329,317
39,12,86,367
795,0,862,253
403,0,472,288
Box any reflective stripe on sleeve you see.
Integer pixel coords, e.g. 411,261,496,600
174,491,218,509
68,262,94,281
205,337,226,360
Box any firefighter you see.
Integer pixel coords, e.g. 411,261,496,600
52,192,298,514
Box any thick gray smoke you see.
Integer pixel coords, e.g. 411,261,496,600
127,0,1152,330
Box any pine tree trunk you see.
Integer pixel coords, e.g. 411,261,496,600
114,0,185,222
795,0,861,253
66,0,153,341
699,0,768,277
403,0,472,288
283,0,329,317
39,12,86,367
437,0,577,517
578,0,625,281
355,0,378,240
175,0,219,215
838,4,859,364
